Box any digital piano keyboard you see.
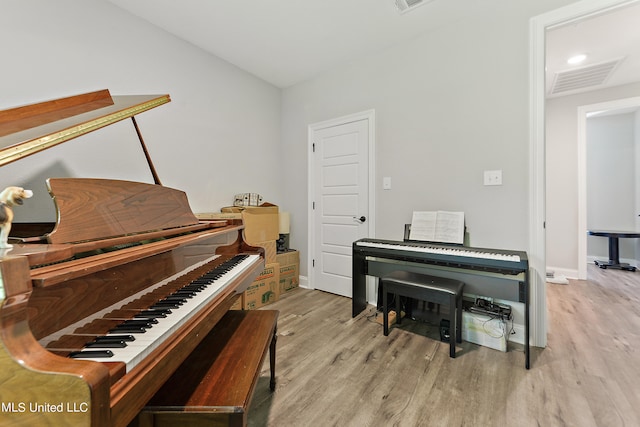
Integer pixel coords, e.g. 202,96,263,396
352,238,530,369
354,239,528,274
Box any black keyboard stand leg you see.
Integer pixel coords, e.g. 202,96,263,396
449,295,456,358
456,294,462,344
383,284,389,336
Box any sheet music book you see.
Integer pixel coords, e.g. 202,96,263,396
409,211,465,244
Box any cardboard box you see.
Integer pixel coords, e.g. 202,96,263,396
277,250,299,294
462,311,507,352
243,263,280,310
242,204,279,244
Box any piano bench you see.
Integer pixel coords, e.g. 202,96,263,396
135,310,278,427
381,271,464,358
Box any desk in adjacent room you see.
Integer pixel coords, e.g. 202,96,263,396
588,230,640,271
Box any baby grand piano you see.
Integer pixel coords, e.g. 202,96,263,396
0,90,265,426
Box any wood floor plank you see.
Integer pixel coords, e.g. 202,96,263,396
248,265,640,427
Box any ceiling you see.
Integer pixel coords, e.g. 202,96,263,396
546,2,640,98
107,0,640,96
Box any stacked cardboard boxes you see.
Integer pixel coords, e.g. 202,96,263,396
243,263,279,309
276,249,299,295
198,204,299,309
238,204,280,310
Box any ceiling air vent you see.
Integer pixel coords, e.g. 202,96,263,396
550,58,624,95
395,0,428,14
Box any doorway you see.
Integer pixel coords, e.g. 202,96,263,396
308,110,375,297
530,0,640,347
578,97,640,278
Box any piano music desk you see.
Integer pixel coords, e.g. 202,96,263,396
135,309,278,427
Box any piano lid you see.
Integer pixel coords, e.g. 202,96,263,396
0,89,170,168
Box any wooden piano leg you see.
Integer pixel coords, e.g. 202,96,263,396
270,323,277,391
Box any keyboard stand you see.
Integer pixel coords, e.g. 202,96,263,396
352,238,530,369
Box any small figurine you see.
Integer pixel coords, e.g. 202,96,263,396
0,186,33,249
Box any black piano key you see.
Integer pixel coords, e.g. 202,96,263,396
134,310,168,318
140,317,159,324
147,305,173,313
158,297,186,305
95,335,135,343
203,271,225,276
162,296,188,303
151,301,181,309
110,325,147,333
120,319,155,327
182,285,206,291
190,279,214,285
69,350,114,358
172,291,197,297
85,340,127,348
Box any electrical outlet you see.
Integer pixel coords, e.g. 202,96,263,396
484,170,502,186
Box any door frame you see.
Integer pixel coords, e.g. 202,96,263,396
530,0,638,347
307,109,376,293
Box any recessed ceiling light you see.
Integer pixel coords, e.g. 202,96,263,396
567,54,587,65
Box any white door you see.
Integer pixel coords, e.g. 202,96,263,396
310,114,372,297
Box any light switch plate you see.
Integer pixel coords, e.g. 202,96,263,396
383,177,392,190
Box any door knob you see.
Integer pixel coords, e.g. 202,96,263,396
353,216,366,223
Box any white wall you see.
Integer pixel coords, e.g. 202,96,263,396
545,82,640,276
586,113,637,262
0,0,282,222
6,0,637,281
281,0,576,278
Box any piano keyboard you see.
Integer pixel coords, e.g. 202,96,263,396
355,240,521,262
50,254,259,371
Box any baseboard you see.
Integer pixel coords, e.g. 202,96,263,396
546,266,578,280
299,275,310,289
507,322,526,346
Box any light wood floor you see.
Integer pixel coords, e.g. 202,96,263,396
249,265,640,427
